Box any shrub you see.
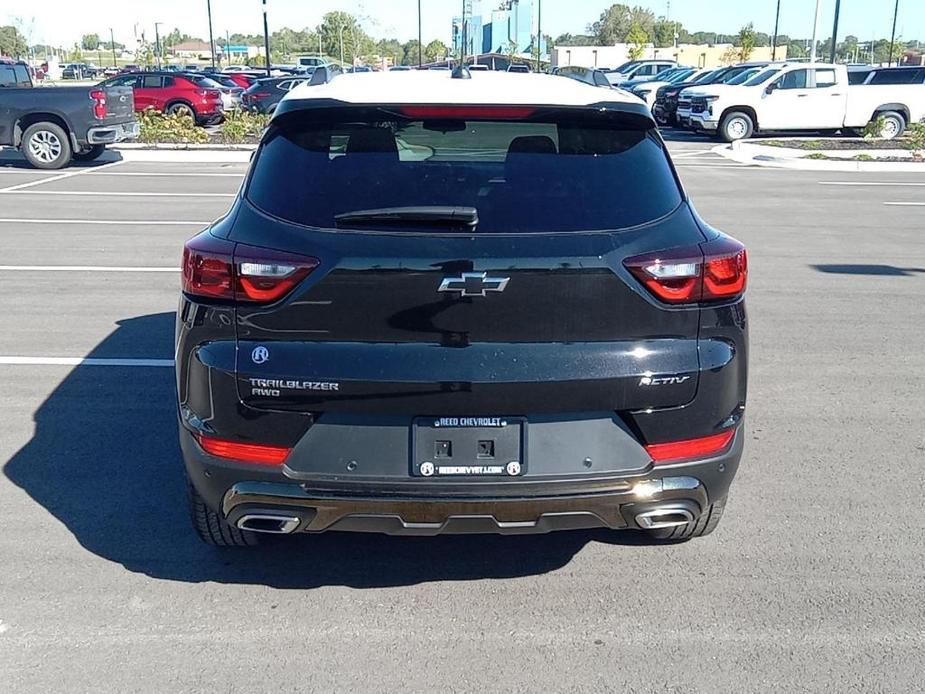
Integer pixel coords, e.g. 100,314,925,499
853,154,874,161
804,153,828,160
138,109,209,144
905,123,925,159
862,116,887,139
218,110,271,144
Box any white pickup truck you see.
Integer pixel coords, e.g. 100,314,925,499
686,62,925,141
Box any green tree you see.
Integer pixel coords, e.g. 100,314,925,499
626,22,649,60
401,39,421,65
653,19,680,48
0,25,29,57
735,22,757,62
81,33,100,51
424,39,448,63
590,4,633,45
554,33,596,47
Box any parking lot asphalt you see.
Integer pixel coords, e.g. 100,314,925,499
1,140,924,692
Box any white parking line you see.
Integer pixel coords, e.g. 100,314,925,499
883,202,925,206
0,266,178,272
84,172,245,177
0,190,235,198
820,181,925,187
0,160,124,192
0,218,211,225
0,356,174,367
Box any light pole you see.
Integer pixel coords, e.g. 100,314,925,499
809,0,822,63
110,28,117,67
207,0,216,69
154,22,163,70
417,0,422,67
771,0,781,61
535,0,542,72
262,0,272,75
888,0,900,66
829,0,841,63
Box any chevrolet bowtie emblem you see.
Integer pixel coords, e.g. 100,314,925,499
438,272,510,297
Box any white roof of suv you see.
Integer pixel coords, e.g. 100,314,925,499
285,70,636,107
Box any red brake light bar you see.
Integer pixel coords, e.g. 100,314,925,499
197,433,292,465
645,429,736,464
398,106,537,119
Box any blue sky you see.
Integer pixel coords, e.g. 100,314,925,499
5,1,920,48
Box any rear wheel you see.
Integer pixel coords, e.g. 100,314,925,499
875,111,906,140
21,122,72,170
72,144,107,162
646,496,727,541
166,102,195,119
719,112,754,142
188,480,260,547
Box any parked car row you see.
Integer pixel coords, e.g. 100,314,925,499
0,58,139,169
655,62,925,141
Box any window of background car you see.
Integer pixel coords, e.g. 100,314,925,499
141,75,162,89
778,69,808,90
726,68,762,85
868,69,924,85
247,115,682,233
744,68,780,87
0,64,32,87
813,69,837,88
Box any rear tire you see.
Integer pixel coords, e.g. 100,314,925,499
188,480,260,547
719,112,754,142
166,102,195,119
646,496,727,542
875,111,906,140
21,122,73,170
72,144,107,162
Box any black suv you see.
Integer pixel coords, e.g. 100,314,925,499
177,72,748,545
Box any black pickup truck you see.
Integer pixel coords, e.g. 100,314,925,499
0,59,139,169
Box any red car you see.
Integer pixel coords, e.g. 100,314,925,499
222,73,257,89
99,71,224,125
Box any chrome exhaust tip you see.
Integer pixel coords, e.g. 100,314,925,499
635,506,695,530
235,514,301,534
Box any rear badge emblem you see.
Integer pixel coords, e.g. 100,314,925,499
420,462,435,477
639,375,691,386
506,461,521,476
438,272,510,297
251,346,270,364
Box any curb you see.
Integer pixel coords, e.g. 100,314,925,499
111,146,254,163
713,140,925,172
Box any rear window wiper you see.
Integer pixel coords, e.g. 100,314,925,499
334,206,478,229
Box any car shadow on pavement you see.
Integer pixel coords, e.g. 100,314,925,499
3,311,657,589
812,264,925,277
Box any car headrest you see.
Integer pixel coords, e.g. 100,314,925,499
346,128,399,160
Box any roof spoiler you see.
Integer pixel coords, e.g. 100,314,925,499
309,65,343,87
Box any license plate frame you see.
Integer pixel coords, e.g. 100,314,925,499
411,417,526,478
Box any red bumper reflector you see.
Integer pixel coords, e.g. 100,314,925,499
197,434,291,465
645,429,736,464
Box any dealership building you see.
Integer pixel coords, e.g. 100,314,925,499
452,0,545,58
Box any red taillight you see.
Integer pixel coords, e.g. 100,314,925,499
197,88,222,99
398,106,537,119
645,428,736,464
623,235,747,305
181,232,319,303
182,233,235,300
197,433,291,465
90,89,107,119
251,91,272,99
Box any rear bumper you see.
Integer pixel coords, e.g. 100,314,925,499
87,120,140,144
181,424,744,536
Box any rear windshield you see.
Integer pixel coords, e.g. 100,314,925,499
0,64,31,88
246,114,682,233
